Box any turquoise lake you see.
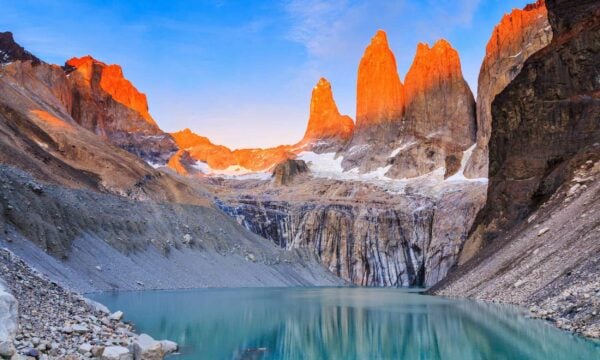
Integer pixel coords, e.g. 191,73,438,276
91,287,600,360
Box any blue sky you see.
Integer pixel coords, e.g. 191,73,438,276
1,0,532,148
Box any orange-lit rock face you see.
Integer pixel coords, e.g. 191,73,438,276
355,30,404,130
301,78,354,144
167,149,199,176
66,56,155,125
65,55,177,164
464,0,551,178
170,128,294,172
484,0,548,66
405,40,461,104
404,39,475,147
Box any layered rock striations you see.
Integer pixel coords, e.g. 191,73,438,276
464,0,552,178
65,56,177,164
388,40,476,179
215,179,485,287
342,30,404,171
299,78,354,152
433,0,600,339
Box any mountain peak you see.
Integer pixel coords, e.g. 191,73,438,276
0,31,41,64
403,37,476,151
405,39,463,104
355,30,404,130
371,30,389,45
66,55,154,124
302,77,354,145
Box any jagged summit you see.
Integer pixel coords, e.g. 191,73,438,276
0,31,40,64
300,77,354,147
355,29,404,131
66,55,156,125
405,39,465,105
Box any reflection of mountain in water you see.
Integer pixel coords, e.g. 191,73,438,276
93,288,600,360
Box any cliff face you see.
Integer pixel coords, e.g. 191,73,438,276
354,30,404,137
387,40,476,179
464,0,552,178
476,0,599,244
300,78,354,152
342,30,404,170
433,0,600,339
216,180,485,287
65,56,177,165
404,40,475,147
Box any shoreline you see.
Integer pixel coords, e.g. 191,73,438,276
1,247,597,360
0,248,177,360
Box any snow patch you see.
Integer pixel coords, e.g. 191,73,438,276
444,145,488,183
146,161,162,169
192,161,271,180
296,151,393,181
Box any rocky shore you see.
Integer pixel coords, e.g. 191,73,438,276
0,248,177,360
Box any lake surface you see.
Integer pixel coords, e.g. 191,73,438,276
91,287,600,360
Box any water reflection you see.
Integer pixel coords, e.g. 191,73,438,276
92,287,600,360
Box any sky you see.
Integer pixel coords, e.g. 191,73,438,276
0,0,532,149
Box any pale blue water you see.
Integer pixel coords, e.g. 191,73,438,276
91,287,600,360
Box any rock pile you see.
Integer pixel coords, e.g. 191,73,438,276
0,248,177,359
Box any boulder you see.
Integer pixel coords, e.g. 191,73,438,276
272,159,309,186
0,279,17,356
101,346,132,360
132,334,177,360
109,311,124,321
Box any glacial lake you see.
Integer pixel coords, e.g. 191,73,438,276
91,287,600,360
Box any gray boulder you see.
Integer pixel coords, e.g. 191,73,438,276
132,334,178,360
0,279,17,359
101,346,132,360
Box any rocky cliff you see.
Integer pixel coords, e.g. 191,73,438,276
432,0,600,339
464,0,552,178
299,78,354,152
214,179,485,287
342,30,404,171
387,40,476,179
65,56,177,165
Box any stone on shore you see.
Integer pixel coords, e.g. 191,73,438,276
101,346,132,360
132,334,178,360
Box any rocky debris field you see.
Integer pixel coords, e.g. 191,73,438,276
0,248,177,359
433,157,600,339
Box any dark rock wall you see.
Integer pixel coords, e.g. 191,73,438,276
474,0,600,245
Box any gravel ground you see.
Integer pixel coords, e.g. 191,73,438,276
0,247,148,359
432,159,600,339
